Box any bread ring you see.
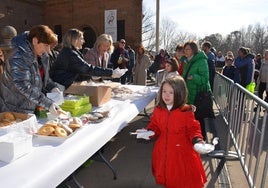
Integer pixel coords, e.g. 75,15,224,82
38,126,55,136
44,122,58,128
58,120,73,134
3,112,16,121
72,117,82,125
69,123,81,131
55,127,67,137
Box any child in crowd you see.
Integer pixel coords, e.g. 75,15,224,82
222,56,237,81
175,44,186,75
158,57,179,86
136,76,207,188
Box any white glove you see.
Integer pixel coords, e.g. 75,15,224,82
136,129,155,140
49,103,61,115
51,87,61,93
112,68,128,78
194,137,219,154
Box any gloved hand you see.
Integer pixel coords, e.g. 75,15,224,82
136,129,155,140
51,87,61,93
112,68,128,78
193,138,219,154
49,103,61,115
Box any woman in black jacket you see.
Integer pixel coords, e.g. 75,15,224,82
50,28,121,89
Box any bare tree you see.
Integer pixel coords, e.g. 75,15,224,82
252,23,268,53
142,7,155,52
159,17,177,52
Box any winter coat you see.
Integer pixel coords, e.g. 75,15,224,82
158,71,179,86
234,54,255,87
86,47,110,68
50,46,113,89
258,60,268,90
182,51,210,104
110,47,129,69
147,105,207,188
222,65,237,81
133,54,151,85
0,32,54,113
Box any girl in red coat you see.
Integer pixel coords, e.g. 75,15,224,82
137,75,207,188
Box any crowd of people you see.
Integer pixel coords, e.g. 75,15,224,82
0,24,268,188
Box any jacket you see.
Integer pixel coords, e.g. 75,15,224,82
50,46,113,89
182,51,211,104
86,47,110,68
133,54,151,85
110,47,129,69
0,32,54,113
147,105,207,188
234,55,255,87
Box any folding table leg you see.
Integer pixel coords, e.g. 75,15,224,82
97,150,117,180
70,173,84,188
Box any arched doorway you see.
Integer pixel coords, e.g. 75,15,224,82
82,26,96,48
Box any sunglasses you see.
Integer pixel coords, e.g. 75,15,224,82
120,41,125,44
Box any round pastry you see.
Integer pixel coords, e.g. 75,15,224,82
38,126,55,136
58,120,73,134
55,127,68,137
3,112,16,121
44,121,58,128
69,123,81,131
72,117,82,126
85,114,98,121
94,112,104,119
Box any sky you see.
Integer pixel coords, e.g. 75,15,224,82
143,0,268,37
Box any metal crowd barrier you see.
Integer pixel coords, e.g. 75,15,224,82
212,73,268,188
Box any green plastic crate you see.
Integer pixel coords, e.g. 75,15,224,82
61,103,92,117
61,95,90,108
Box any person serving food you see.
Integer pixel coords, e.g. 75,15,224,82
0,25,63,115
49,28,125,89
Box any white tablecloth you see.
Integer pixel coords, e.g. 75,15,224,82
0,85,158,188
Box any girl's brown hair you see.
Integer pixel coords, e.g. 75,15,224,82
157,75,188,110
166,57,179,72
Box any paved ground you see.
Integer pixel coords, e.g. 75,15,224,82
57,98,249,188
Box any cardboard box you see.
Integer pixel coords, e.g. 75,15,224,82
65,82,112,106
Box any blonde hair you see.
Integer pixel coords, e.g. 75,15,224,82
93,34,114,53
62,28,83,48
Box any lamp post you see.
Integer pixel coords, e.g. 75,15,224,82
155,0,160,53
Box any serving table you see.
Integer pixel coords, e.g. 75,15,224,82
0,85,158,188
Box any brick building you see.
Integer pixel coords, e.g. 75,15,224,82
0,0,143,48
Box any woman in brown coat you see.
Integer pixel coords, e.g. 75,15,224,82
133,45,151,85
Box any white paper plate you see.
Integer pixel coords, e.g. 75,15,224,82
33,127,82,143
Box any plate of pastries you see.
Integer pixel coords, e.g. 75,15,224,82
35,117,83,141
80,111,110,124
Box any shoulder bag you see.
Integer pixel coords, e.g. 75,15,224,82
183,60,215,119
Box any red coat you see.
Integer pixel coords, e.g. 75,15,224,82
147,105,207,188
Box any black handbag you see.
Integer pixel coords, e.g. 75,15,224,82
194,89,215,119
183,60,215,119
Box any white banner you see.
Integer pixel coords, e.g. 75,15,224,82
105,9,117,42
